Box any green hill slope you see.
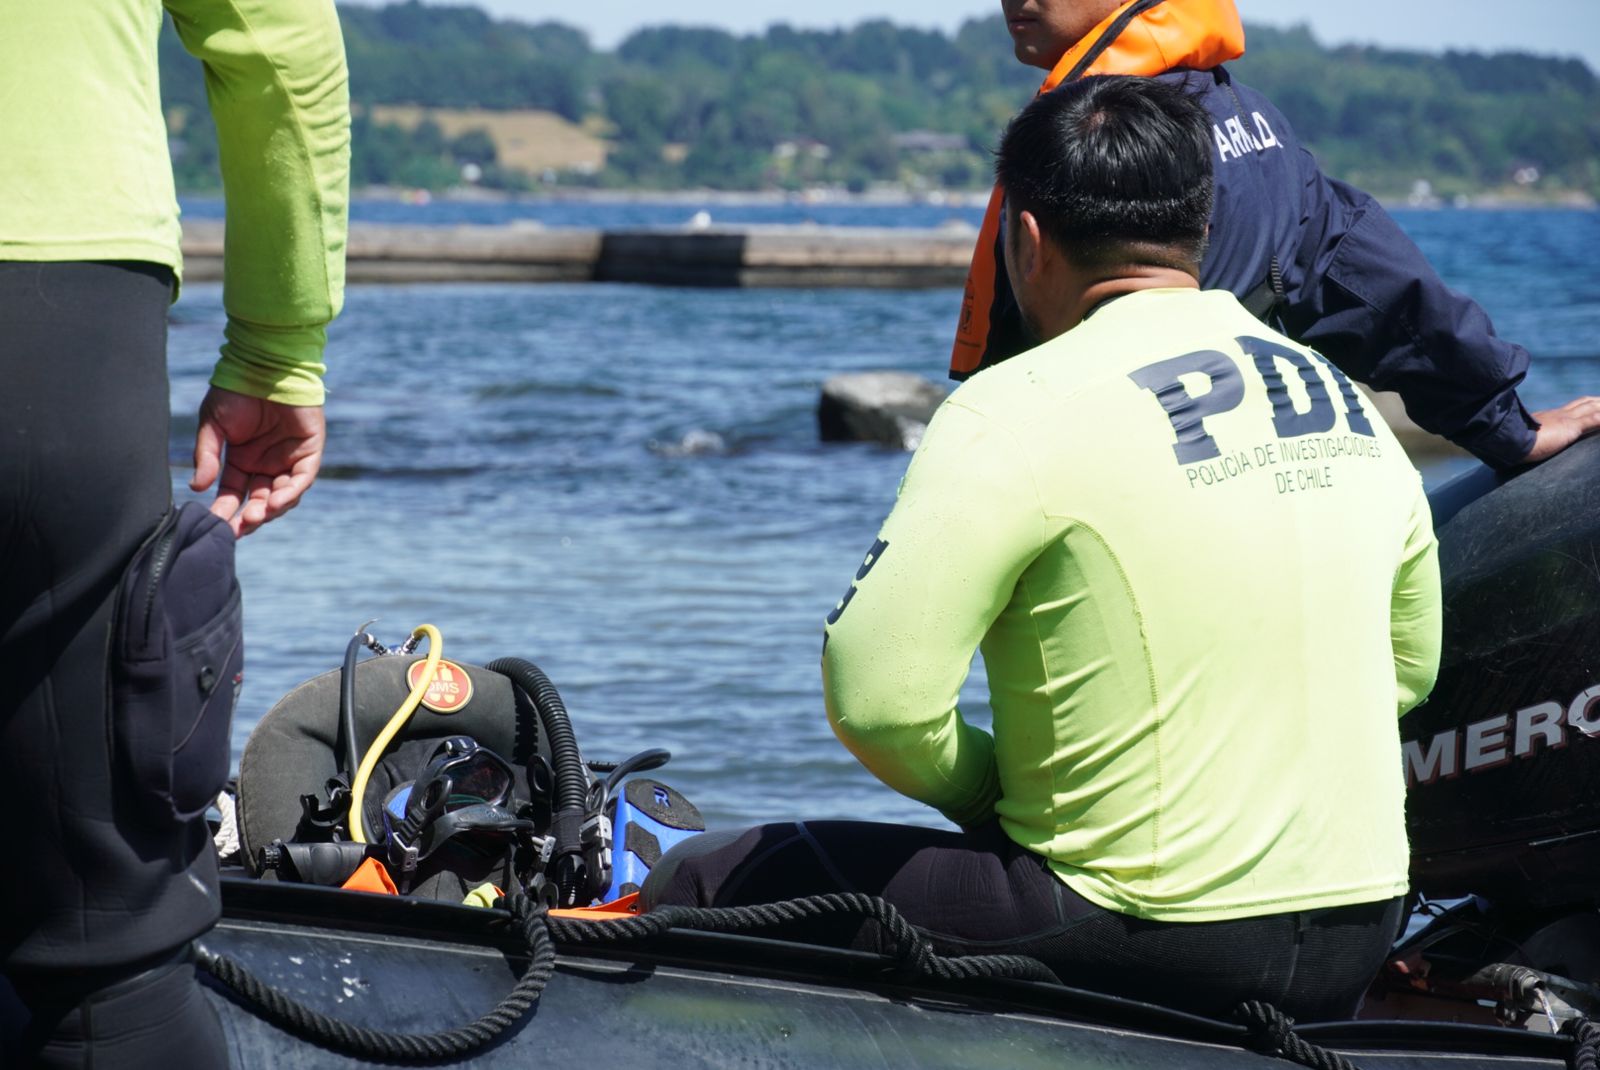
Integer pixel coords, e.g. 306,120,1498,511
159,2,1600,200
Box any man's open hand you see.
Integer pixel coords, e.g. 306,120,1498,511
191,386,326,537
1523,396,1600,465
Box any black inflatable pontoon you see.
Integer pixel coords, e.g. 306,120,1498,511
204,876,1573,1069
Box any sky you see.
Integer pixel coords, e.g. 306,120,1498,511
367,0,1600,70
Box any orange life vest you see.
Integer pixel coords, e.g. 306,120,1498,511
949,0,1246,378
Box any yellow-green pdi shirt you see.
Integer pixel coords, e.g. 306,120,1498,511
822,288,1442,923
0,0,350,405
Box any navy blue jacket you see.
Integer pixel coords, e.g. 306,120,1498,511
970,66,1537,468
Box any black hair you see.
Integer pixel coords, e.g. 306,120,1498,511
995,75,1214,271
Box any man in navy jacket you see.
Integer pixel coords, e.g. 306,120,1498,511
955,0,1599,468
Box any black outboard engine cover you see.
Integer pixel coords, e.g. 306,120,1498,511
1405,435,1600,907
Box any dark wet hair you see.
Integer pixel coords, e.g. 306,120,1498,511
995,75,1214,271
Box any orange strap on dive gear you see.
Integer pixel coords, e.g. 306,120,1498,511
549,892,642,921
341,856,399,895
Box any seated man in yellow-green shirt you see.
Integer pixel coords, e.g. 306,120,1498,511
645,75,1441,1022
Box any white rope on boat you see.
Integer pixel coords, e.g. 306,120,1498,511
214,789,241,862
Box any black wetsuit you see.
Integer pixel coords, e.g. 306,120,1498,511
1,262,230,1067
645,820,1404,1022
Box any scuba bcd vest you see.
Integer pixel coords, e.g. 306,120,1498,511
235,636,703,908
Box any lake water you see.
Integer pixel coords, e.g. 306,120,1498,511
167,200,1600,829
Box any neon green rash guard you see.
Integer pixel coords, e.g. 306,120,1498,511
0,0,350,405
822,288,1442,923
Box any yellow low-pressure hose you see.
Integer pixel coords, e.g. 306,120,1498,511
349,624,443,844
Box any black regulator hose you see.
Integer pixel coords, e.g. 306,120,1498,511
599,748,671,812
338,631,367,779
486,657,591,905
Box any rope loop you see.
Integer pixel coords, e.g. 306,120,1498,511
1234,1001,1362,1070
1566,1016,1600,1070
199,893,556,1063
546,892,1058,983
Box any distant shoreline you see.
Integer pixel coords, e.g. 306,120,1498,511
177,186,1598,212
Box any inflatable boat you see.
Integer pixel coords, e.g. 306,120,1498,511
196,435,1600,1068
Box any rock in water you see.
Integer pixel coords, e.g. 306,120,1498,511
815,375,1460,458
818,371,949,450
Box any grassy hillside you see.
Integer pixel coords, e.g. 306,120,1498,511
159,3,1600,200
365,106,608,175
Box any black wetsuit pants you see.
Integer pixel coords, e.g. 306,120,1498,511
644,819,1405,1022
1,262,227,1067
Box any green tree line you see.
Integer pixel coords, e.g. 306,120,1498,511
160,2,1600,198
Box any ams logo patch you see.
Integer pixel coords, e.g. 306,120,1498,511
407,658,475,714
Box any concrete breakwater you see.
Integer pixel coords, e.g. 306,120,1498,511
178,219,1463,460
179,219,975,288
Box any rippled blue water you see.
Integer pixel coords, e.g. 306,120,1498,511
167,201,1600,828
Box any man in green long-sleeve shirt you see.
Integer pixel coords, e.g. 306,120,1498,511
647,76,1440,1021
1,2,349,1063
